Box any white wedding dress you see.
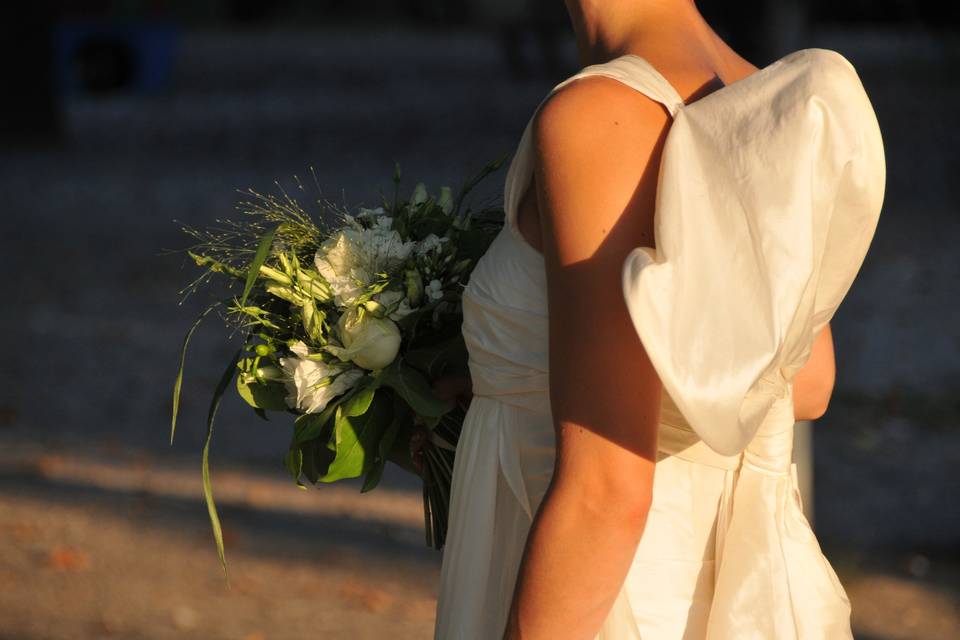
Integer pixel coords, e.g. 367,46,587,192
434,49,885,639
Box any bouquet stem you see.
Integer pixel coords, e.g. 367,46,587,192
389,407,463,549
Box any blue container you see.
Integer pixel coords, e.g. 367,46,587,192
54,20,178,95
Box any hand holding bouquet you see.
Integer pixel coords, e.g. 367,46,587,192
169,159,504,576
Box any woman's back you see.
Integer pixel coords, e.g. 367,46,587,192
435,45,883,639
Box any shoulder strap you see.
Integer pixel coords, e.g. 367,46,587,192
551,54,686,117
503,55,685,231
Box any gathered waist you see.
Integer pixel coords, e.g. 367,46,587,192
469,387,796,474
657,420,743,470
469,390,746,471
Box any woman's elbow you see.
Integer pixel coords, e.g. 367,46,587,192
793,323,836,421
794,377,834,421
618,488,654,532
564,471,655,534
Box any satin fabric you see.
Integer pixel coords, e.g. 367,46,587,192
435,49,884,639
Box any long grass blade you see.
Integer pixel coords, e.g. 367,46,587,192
451,154,507,217
239,225,278,309
171,301,222,445
202,346,243,582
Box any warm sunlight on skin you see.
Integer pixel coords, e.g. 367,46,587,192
793,323,837,421
501,74,671,640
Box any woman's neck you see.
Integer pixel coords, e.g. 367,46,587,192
564,0,716,68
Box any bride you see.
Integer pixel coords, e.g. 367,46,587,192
433,1,885,638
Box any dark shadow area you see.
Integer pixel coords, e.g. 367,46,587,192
0,467,437,574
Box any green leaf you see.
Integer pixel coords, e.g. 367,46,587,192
202,345,242,582
236,374,289,412
239,225,279,309
405,268,423,307
308,439,337,484
301,297,325,342
403,334,468,380
171,301,222,445
299,439,319,484
320,390,394,482
380,358,455,419
294,373,377,438
392,160,402,214
290,390,349,449
284,447,305,487
341,383,377,418
361,395,405,493
451,154,507,217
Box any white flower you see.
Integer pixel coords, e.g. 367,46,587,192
425,278,444,300
314,225,416,306
376,290,415,320
328,307,401,370
279,340,363,414
388,299,414,321
415,233,448,256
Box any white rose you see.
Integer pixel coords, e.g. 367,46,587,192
331,307,401,370
278,341,364,414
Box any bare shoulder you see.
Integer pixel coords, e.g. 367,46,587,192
533,74,671,153
530,74,671,264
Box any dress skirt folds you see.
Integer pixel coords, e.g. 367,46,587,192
435,48,885,639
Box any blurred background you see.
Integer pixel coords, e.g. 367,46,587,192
1,1,958,638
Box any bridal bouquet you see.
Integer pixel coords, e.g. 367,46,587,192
169,158,504,575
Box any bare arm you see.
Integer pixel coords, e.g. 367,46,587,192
502,77,672,640
793,323,836,421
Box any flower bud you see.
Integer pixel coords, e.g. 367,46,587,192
362,299,387,317
336,307,401,370
405,269,423,307
255,364,285,383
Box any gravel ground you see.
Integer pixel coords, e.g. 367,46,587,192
1,23,958,639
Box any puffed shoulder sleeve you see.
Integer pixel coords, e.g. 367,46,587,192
621,49,886,456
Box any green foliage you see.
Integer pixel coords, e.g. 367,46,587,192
236,376,288,412
242,227,277,309
291,394,346,448
379,357,455,427
361,391,414,492
170,301,223,445
320,384,394,482
202,345,244,582
403,333,468,380
451,154,508,218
